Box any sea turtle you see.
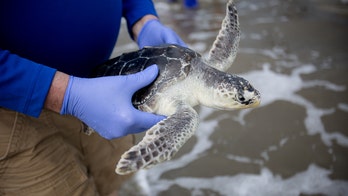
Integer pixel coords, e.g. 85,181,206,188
91,0,260,175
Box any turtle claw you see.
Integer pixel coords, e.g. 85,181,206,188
83,126,95,135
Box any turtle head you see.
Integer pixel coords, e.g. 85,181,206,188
205,73,261,110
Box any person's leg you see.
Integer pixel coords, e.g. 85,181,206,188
80,132,135,195
48,109,135,195
0,108,97,195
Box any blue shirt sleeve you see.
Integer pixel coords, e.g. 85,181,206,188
123,0,158,39
0,0,158,117
0,49,56,117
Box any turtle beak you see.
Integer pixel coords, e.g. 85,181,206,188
241,89,261,108
248,96,261,107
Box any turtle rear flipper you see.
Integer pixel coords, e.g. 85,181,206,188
207,0,240,72
115,103,198,175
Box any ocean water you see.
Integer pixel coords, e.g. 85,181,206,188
114,0,348,195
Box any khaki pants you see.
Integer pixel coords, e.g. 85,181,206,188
0,108,134,196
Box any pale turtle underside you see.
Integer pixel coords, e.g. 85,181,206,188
91,0,260,175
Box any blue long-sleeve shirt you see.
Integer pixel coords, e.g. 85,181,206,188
0,0,157,117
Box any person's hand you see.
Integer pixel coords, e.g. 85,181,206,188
60,65,165,139
137,19,187,48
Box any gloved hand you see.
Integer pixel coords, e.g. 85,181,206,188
60,65,165,140
137,19,187,48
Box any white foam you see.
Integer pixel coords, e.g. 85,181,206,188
239,62,348,147
188,31,217,41
226,154,264,165
338,103,348,112
136,164,348,196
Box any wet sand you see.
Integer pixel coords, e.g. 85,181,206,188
115,0,348,195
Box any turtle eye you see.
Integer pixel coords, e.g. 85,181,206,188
238,94,245,102
246,85,254,92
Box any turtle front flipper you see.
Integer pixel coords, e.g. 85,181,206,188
115,103,198,175
206,0,240,71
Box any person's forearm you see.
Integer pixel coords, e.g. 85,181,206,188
44,71,69,113
0,49,57,117
132,14,158,42
123,0,158,39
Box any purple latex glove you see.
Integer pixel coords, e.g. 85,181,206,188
137,19,187,48
60,65,165,140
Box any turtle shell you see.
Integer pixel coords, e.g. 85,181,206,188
91,44,200,107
